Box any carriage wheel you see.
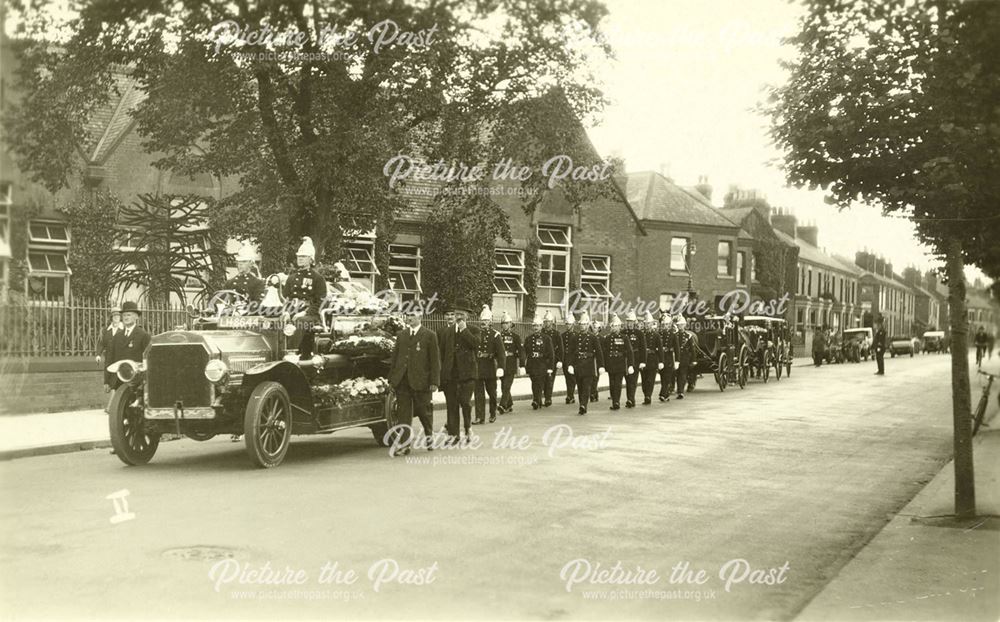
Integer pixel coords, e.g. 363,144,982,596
763,353,771,383
774,355,783,380
737,347,748,389
715,353,728,391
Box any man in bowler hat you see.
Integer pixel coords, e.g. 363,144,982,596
388,310,440,456
438,298,480,443
109,301,151,389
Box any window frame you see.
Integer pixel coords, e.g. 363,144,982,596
670,236,691,273
388,244,422,299
344,239,380,293
581,254,612,301
717,241,733,277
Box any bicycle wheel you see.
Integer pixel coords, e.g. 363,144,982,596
972,393,987,437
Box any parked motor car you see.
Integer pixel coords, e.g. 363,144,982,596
842,328,873,362
889,335,921,357
922,330,947,353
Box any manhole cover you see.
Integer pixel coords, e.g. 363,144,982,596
162,546,245,561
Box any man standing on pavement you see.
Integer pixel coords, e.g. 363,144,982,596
602,314,634,411
658,313,678,402
541,310,562,407
640,311,663,405
622,310,646,408
439,300,479,443
110,302,151,390
813,325,828,367
98,308,123,393
674,315,694,399
874,317,887,375
497,311,524,414
566,311,604,415
388,310,440,456
523,317,554,410
473,305,506,424
561,313,579,404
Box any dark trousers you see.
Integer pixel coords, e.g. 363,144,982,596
625,370,639,403
658,363,675,398
591,370,600,401
609,371,624,406
475,376,498,421
444,379,475,435
577,375,594,410
641,363,659,399
676,362,689,395
499,362,517,410
875,348,885,374
564,370,576,400
544,370,555,401
813,352,824,367
396,378,432,449
529,374,545,405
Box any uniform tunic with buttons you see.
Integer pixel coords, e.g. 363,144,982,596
602,333,634,374
524,333,554,376
223,272,265,304
475,328,506,379
500,328,525,374
282,268,328,317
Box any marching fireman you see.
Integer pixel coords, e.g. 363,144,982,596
590,316,603,403
223,243,265,304
566,311,604,416
675,315,695,399
658,313,679,401
473,304,506,424
602,314,634,411
561,312,580,404
282,237,328,358
541,310,562,407
640,311,664,405
622,310,647,408
498,311,525,414
523,317,555,409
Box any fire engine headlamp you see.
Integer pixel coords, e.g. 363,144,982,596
204,359,229,383
109,359,143,383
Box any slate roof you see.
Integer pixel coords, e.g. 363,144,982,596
774,229,860,274
84,72,145,164
624,172,739,229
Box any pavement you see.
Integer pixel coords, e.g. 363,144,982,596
1,354,997,621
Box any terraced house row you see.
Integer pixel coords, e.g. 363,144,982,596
2,32,997,348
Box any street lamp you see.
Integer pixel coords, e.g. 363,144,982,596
683,241,698,298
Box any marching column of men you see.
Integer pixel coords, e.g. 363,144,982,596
391,300,707,454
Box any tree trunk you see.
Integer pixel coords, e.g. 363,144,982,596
945,235,975,518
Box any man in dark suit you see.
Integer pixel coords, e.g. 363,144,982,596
523,317,554,409
541,310,562,406
434,311,456,435
566,311,604,415
388,310,441,456
97,308,122,392
873,317,887,375
602,314,634,410
438,299,479,443
110,301,151,389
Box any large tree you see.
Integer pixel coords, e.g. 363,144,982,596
766,0,1000,517
4,0,613,267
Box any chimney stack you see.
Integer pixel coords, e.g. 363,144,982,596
795,223,818,247
659,162,672,181
771,208,797,239
694,175,713,202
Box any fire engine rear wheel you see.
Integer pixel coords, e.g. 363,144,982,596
370,391,399,447
244,381,291,468
109,383,160,466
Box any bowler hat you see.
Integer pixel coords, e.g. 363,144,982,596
450,298,473,315
120,301,141,315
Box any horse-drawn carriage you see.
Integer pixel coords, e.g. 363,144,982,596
687,316,749,391
106,279,402,469
740,315,779,382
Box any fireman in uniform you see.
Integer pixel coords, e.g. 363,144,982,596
566,311,604,415
524,317,555,409
541,310,562,407
223,243,265,305
640,311,664,405
622,310,647,408
590,316,603,403
561,313,580,404
658,313,679,401
282,237,328,359
498,311,524,414
602,314,634,411
675,315,695,399
473,305,506,424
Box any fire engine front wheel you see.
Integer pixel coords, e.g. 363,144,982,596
244,381,292,468
109,383,160,466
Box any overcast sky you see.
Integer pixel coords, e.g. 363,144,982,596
587,0,987,285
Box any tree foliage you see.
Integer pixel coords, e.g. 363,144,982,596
59,190,121,300
4,0,614,264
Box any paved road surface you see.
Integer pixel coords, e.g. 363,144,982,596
0,354,960,619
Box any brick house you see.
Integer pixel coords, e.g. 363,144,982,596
624,171,745,313
902,268,943,334
854,251,916,336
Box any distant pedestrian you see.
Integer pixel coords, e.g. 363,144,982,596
812,326,827,367
873,318,887,376
97,308,123,392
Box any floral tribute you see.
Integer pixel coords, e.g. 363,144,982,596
313,376,391,410
328,334,395,358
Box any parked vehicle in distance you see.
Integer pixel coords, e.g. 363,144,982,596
890,335,921,357
842,327,873,362
922,330,947,353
